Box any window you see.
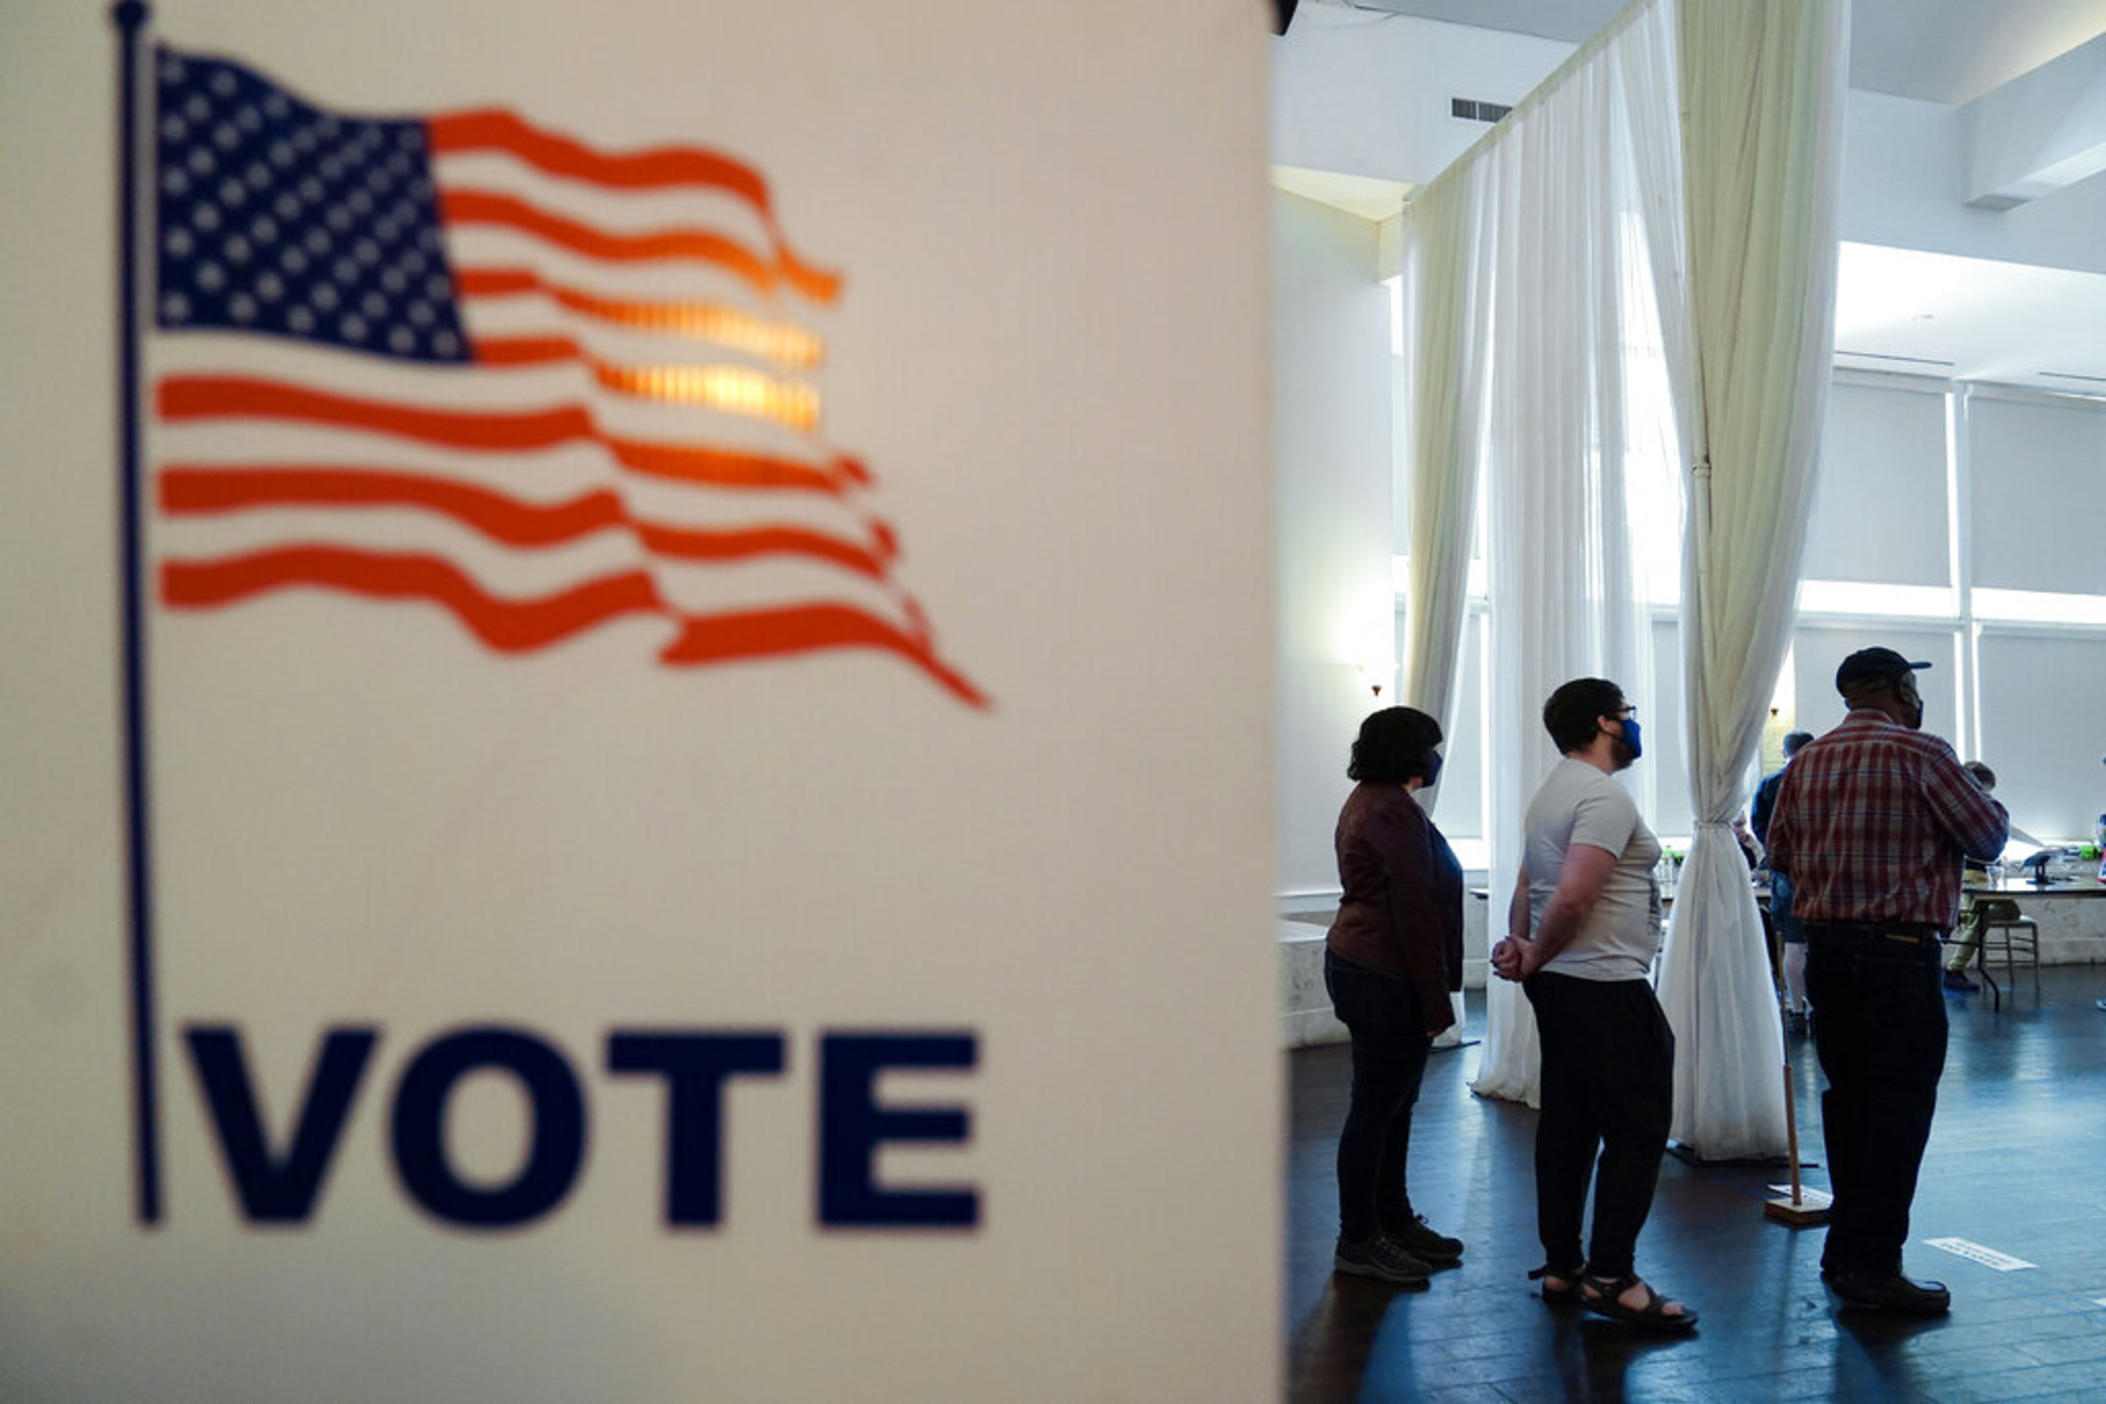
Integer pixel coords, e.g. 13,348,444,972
1783,376,2106,842
1396,369,2106,852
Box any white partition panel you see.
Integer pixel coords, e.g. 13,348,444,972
1976,629,2106,841
1439,609,1488,841
1648,614,1694,840
1790,623,1964,743
1802,382,1949,587
1970,396,2106,598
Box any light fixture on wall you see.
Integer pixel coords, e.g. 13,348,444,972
1356,662,1386,700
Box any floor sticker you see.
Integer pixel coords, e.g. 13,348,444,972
1923,1238,2035,1271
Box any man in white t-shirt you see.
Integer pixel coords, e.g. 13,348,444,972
1492,677,1695,1333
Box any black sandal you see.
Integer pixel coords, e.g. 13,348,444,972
1528,1263,1586,1305
1579,1272,1698,1332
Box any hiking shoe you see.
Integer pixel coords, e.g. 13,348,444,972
1942,970,1978,992
1334,1234,1432,1285
1385,1214,1464,1263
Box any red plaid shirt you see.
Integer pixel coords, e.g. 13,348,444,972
1766,710,2008,929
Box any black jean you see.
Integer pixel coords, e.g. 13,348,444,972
1522,970,1674,1279
1325,949,1434,1242
1805,925,1948,1277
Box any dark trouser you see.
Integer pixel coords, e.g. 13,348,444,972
1325,949,1434,1242
1772,873,1804,944
1522,970,1674,1279
1805,923,1948,1277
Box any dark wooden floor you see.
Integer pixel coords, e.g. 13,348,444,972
1286,965,2106,1403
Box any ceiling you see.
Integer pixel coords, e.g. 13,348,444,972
1331,0,2106,104
1291,0,2106,394
1836,242,2106,392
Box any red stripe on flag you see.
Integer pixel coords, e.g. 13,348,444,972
458,270,826,372
426,108,840,302
633,522,889,578
440,188,776,293
661,604,989,709
455,267,540,297
157,375,863,493
162,546,987,702
161,464,622,545
160,464,896,575
473,334,583,366
162,545,665,652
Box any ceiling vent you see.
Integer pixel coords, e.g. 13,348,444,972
1450,97,1513,123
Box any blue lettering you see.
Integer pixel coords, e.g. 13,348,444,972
178,1021,981,1229
184,1024,376,1223
390,1027,584,1228
819,1032,979,1228
607,1031,785,1226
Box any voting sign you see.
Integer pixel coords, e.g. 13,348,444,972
0,2,1277,1398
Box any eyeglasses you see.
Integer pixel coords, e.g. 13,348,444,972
1611,706,1638,720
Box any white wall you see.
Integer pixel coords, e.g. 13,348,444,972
1841,90,2106,277
1273,190,1394,895
1271,7,1571,186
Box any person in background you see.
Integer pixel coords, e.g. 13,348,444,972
1732,816,1763,872
1753,731,1816,1032
1767,648,2007,1317
1941,761,2003,991
1492,679,1695,1333
1324,707,1467,1287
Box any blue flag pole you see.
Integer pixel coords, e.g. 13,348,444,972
113,0,162,1227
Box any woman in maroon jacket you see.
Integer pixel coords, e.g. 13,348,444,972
1325,706,1466,1286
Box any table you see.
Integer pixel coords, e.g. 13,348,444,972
1958,876,2106,1007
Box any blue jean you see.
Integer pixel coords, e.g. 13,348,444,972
1325,949,1433,1242
1805,925,1948,1276
1771,872,1804,944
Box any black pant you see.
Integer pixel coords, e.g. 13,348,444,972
1523,971,1674,1279
1325,949,1434,1242
1805,925,1948,1276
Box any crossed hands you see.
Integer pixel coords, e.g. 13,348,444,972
1490,936,1538,983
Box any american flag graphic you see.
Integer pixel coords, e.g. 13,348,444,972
149,45,986,707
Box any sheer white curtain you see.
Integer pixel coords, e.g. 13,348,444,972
1652,0,1848,1159
1451,0,1676,1105
1397,0,1845,1122
1398,156,1499,1050
1397,169,1491,735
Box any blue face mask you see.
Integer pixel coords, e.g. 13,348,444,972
1617,717,1643,761
1419,750,1444,786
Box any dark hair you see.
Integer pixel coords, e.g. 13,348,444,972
1348,706,1443,783
1783,730,1814,758
1963,760,1996,791
1542,677,1625,754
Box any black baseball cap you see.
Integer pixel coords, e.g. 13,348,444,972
1835,647,1931,693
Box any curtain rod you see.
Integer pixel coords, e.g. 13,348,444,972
1404,0,1664,214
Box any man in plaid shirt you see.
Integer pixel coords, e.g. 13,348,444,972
1768,647,2007,1317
